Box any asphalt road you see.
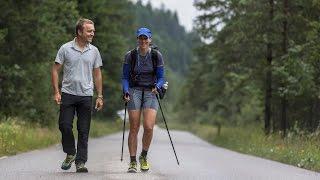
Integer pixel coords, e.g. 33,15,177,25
0,126,319,180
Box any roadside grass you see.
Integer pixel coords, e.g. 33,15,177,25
165,122,320,172
0,117,122,157
89,118,122,138
0,119,59,156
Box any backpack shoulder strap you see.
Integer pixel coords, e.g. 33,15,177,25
130,49,137,74
151,49,158,75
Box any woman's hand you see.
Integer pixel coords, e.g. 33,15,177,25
151,87,158,94
123,93,130,102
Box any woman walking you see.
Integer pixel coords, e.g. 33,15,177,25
121,27,165,173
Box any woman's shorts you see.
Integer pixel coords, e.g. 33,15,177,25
127,88,159,111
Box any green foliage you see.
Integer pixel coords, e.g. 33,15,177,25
0,117,121,156
170,122,320,171
0,0,198,126
0,118,59,156
0,0,78,65
179,0,320,132
89,119,122,137
133,1,200,75
0,0,79,123
212,125,320,171
0,63,57,125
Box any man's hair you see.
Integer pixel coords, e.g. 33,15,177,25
75,18,94,36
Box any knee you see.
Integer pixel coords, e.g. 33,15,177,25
59,123,73,133
144,126,153,133
77,128,89,136
129,126,140,135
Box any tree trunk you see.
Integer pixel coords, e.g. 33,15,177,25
281,0,288,138
265,0,274,135
308,100,314,131
281,96,287,137
217,123,221,136
316,99,320,131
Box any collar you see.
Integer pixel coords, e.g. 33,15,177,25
72,37,91,52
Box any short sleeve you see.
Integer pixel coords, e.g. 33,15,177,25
94,48,103,68
55,46,65,64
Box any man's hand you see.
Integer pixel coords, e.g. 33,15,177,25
53,92,61,105
95,97,104,111
123,93,130,103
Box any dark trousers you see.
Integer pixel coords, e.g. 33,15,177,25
59,93,92,164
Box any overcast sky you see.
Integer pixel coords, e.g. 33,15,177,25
130,0,198,32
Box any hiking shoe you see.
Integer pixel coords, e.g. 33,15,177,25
76,162,88,173
127,161,137,173
61,155,75,170
139,155,150,172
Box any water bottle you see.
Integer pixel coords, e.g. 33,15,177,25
163,81,168,90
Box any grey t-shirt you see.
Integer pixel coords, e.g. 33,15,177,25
55,39,103,96
124,48,164,87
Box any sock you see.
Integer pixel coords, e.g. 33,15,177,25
141,149,148,157
130,156,136,162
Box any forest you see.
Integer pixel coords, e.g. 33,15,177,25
1,0,320,171
179,0,320,135
0,0,198,126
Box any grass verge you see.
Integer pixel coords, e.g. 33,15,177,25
165,122,320,172
0,117,122,157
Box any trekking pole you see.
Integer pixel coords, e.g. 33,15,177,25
121,102,128,161
156,94,180,165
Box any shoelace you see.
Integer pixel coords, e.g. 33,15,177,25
65,156,73,162
129,162,137,168
78,164,83,168
140,157,148,165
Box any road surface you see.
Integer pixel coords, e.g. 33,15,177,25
0,126,319,180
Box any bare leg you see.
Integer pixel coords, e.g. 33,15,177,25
128,110,141,156
142,108,157,151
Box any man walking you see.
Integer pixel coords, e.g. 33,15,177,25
51,18,103,173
